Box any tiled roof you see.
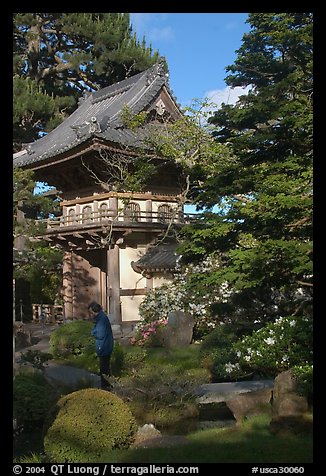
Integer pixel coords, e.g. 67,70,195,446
13,60,180,168
132,243,179,272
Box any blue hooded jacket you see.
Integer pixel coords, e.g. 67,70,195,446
91,310,114,357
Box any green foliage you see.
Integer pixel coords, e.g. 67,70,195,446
110,342,125,376
13,76,61,151
200,323,238,356
292,364,313,401
199,324,246,382
230,315,313,378
117,345,208,429
13,168,63,302
49,320,94,358
49,320,124,377
14,453,47,464
133,284,180,346
44,388,137,462
177,13,313,337
118,157,157,193
13,372,54,429
120,106,149,129
13,168,59,229
121,346,148,374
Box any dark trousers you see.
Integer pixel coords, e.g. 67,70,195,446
99,355,111,389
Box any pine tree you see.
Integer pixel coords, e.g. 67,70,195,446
13,13,159,150
179,13,313,324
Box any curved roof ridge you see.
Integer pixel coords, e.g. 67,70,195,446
13,59,180,168
91,69,146,104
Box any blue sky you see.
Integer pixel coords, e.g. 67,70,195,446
130,13,251,109
130,13,251,213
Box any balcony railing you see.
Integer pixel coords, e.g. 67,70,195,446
46,209,198,230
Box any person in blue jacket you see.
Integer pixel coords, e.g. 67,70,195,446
88,301,114,390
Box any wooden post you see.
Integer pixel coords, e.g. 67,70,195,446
146,200,152,222
19,299,23,323
107,244,121,326
109,197,118,219
63,251,73,320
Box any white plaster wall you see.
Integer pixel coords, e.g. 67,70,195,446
119,246,146,289
66,198,180,222
152,200,172,212
121,295,145,321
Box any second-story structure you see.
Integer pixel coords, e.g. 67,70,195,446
13,60,193,335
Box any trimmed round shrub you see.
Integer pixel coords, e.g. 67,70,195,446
50,320,94,358
44,388,137,462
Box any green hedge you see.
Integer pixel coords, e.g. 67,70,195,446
49,320,94,358
44,388,137,462
14,372,54,429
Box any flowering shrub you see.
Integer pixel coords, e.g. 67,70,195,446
134,255,232,346
138,283,183,322
225,315,313,378
199,322,255,382
131,318,168,347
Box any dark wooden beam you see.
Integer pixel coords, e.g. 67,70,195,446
120,288,147,296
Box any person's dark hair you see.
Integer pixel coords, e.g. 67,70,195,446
88,302,102,313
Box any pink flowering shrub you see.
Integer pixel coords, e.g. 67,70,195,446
131,318,168,347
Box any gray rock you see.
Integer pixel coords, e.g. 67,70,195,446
272,369,308,418
226,388,273,422
270,369,310,434
193,380,274,404
159,311,194,348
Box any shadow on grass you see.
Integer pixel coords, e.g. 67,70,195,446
15,415,313,464
102,415,313,464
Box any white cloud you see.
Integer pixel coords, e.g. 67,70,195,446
149,26,174,41
130,13,174,42
205,85,251,112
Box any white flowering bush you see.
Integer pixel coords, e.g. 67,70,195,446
133,256,229,346
199,322,255,382
138,283,185,322
229,315,313,377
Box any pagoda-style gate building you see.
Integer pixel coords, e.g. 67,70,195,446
13,61,192,336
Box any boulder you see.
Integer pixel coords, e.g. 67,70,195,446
270,369,310,434
159,311,194,348
226,387,273,422
272,369,308,417
132,423,161,447
132,424,190,448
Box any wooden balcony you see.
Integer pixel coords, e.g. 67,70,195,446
42,209,199,250
46,208,197,230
